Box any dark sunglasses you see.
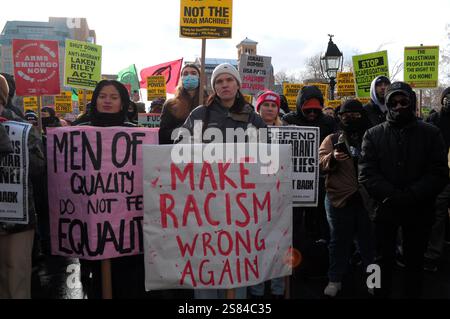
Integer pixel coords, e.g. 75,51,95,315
388,98,410,108
303,109,320,114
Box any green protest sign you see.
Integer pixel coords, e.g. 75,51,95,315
352,51,389,98
404,46,439,89
64,39,102,90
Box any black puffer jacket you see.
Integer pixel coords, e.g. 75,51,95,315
425,111,450,149
359,120,448,215
364,101,386,128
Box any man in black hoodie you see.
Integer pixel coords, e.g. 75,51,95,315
283,86,337,255
364,75,390,127
359,82,448,298
422,86,450,272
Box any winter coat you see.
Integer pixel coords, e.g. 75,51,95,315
358,119,448,222
0,108,45,234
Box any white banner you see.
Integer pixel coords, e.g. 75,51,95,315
0,121,30,224
143,144,292,290
268,126,319,207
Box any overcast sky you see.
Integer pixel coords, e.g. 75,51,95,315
3,0,450,79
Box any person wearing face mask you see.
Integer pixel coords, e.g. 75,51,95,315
359,82,448,298
422,87,450,272
159,64,204,144
319,100,374,297
364,76,391,127
283,86,338,272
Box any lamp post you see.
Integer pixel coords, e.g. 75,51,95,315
320,35,343,100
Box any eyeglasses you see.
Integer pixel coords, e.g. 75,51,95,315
388,98,410,108
303,109,320,114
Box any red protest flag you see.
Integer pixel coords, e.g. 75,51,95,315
139,58,183,94
12,39,61,96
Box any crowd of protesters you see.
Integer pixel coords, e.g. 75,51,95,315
0,62,449,300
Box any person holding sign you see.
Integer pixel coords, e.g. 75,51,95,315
283,86,337,250
359,82,448,298
364,76,391,127
180,63,266,299
248,90,287,299
159,64,203,144
319,100,374,297
181,63,266,143
0,74,45,298
77,80,144,299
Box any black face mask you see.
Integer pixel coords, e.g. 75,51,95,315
339,117,367,134
91,112,125,127
388,107,415,127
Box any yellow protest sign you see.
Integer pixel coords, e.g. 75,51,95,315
326,100,342,109
357,97,371,105
243,94,253,104
404,46,439,89
352,51,389,98
23,96,38,112
55,92,73,113
64,39,102,90
337,72,356,97
147,76,167,101
283,83,304,111
78,90,93,113
180,0,233,38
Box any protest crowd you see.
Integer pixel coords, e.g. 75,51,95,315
1,10,450,300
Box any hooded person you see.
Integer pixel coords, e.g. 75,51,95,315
283,85,337,142
24,110,38,127
319,99,374,297
0,73,24,119
279,94,290,116
359,81,448,298
364,75,391,127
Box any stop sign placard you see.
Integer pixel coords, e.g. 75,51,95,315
12,39,60,96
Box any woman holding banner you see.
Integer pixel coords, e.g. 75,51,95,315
77,80,145,299
0,74,45,298
159,64,203,144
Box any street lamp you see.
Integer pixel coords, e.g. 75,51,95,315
320,34,343,100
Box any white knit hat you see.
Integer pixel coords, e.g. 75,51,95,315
211,63,242,91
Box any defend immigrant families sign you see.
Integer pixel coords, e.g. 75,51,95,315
143,144,293,290
180,0,233,38
64,39,102,90
268,126,320,207
404,46,439,88
352,51,389,98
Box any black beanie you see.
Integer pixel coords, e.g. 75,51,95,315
338,99,363,114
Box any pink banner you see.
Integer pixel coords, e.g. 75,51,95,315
47,126,159,260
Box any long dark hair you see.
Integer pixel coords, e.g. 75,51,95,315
90,80,130,117
165,64,202,120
